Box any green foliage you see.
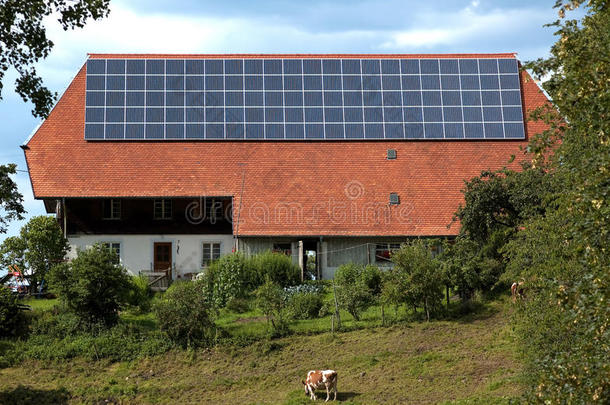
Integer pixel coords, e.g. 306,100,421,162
447,167,551,297
0,164,24,233
201,252,255,308
201,251,300,308
47,244,131,327
127,275,153,313
0,236,25,270
254,278,288,334
154,280,215,348
0,287,25,337
0,0,110,117
2,215,70,293
505,2,610,402
249,250,301,287
285,291,323,320
390,240,444,321
225,296,251,313
334,263,381,321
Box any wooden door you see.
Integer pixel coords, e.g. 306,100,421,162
154,242,172,276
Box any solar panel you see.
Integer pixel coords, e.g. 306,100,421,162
84,57,525,140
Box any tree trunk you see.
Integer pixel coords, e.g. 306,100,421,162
332,280,341,329
424,297,430,322
381,304,385,326
446,285,450,310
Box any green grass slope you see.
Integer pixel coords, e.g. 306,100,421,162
0,300,522,404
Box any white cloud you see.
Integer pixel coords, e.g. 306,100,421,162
380,6,544,50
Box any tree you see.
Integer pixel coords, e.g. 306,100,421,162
0,164,25,233
0,215,68,293
0,0,110,118
505,1,610,402
20,215,69,292
334,263,381,321
0,235,25,270
48,243,131,327
254,277,288,334
449,166,551,294
391,240,443,321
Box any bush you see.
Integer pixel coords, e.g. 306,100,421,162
154,280,215,348
250,250,300,287
254,278,289,335
47,244,132,327
127,275,153,313
334,264,381,321
202,253,256,308
286,291,323,320
29,307,83,338
0,287,26,337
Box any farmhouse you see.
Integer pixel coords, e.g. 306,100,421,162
22,53,548,282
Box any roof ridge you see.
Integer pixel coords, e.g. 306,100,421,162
87,53,518,59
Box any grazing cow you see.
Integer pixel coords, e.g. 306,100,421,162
302,370,338,402
511,281,525,302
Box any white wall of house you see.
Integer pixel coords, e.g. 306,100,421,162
67,234,234,279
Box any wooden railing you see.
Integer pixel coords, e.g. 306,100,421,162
140,268,172,291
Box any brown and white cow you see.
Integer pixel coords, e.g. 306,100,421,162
302,370,338,402
511,281,525,302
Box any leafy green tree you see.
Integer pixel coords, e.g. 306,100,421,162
254,277,288,333
0,235,25,270
0,164,25,233
19,215,69,293
449,166,551,295
0,0,110,117
504,1,610,402
334,263,381,321
391,240,443,321
48,244,131,327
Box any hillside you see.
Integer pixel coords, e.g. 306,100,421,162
0,300,522,404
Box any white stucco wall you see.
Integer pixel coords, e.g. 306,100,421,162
67,234,234,279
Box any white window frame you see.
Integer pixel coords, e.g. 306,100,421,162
201,241,221,267
102,199,121,220
101,241,122,264
153,199,172,220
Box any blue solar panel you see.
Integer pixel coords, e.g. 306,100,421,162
84,57,525,140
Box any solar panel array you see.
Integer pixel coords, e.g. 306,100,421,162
84,57,525,140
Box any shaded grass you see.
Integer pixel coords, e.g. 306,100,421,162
21,297,59,311
0,299,522,404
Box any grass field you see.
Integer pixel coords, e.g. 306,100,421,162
0,299,522,404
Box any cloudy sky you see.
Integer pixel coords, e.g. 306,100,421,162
0,0,560,242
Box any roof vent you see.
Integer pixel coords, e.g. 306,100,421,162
389,193,400,205
387,149,397,159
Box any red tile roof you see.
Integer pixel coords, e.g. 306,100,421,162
23,55,549,237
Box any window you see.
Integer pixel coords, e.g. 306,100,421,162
101,242,121,264
272,243,292,256
103,199,121,219
205,198,223,222
202,242,221,266
375,243,401,263
154,199,172,219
